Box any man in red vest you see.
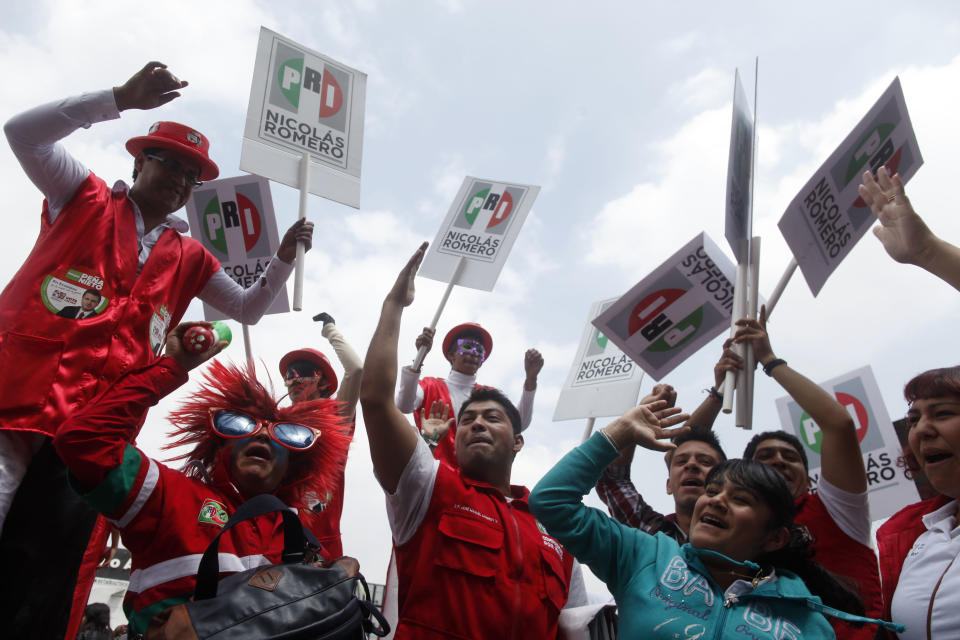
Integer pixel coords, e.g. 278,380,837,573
0,61,313,638
361,243,584,639
396,322,542,468
280,311,362,560
730,310,882,640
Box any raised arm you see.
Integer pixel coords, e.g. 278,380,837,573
734,308,866,493
315,313,363,419
395,327,433,412
360,243,428,493
859,166,960,291
685,341,743,429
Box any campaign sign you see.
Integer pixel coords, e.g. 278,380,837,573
724,69,754,264
775,365,919,520
553,298,645,421
419,176,540,291
185,175,289,321
241,27,367,208
778,77,923,295
593,233,736,381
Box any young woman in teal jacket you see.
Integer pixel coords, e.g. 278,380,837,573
529,402,903,639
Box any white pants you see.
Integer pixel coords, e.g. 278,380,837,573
0,430,46,536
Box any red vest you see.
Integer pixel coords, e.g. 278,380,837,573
796,491,883,640
875,494,951,622
394,463,572,639
299,417,356,560
0,174,219,435
412,376,484,468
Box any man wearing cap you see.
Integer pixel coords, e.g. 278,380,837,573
0,61,313,638
280,312,362,560
396,322,543,467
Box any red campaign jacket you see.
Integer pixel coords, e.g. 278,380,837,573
796,491,883,640
0,173,219,436
394,462,573,640
53,358,291,635
412,376,483,468
299,416,356,560
875,494,952,623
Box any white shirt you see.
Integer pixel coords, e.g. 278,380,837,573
395,365,535,430
4,89,293,325
890,499,960,640
816,475,872,546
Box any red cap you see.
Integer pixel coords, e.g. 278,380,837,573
126,121,219,180
279,348,338,395
442,323,493,363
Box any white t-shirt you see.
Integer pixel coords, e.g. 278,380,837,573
890,499,960,640
815,475,872,546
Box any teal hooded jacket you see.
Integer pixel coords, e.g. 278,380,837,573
529,432,904,639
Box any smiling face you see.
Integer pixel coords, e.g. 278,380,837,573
907,396,960,499
455,399,522,484
665,440,722,516
447,334,486,376
130,149,200,215
226,434,290,498
689,476,789,563
751,438,809,499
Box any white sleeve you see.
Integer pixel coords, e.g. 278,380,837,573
4,89,119,219
385,436,439,546
196,258,294,325
564,560,588,608
815,475,871,546
395,366,424,414
517,387,535,431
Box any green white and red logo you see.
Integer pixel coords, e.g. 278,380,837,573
460,186,514,231
198,498,229,528
628,288,702,352
202,195,263,255
276,57,343,119
799,392,869,455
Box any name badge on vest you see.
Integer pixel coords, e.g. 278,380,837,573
149,304,172,355
42,266,111,321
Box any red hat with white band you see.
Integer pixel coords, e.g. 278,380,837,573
125,121,219,180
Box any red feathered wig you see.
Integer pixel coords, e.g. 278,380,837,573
163,360,351,509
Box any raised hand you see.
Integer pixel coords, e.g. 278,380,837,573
604,399,690,453
277,219,315,263
387,242,428,308
713,339,744,388
640,383,677,409
858,166,935,266
313,312,335,326
415,327,435,352
420,400,454,442
113,61,188,111
733,305,775,366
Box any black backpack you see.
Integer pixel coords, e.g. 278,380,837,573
144,494,389,639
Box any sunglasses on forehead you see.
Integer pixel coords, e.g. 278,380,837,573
208,409,320,451
456,338,486,359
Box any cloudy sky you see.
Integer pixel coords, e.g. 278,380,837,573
2,0,958,595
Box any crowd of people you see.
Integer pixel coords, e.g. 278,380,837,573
0,61,955,639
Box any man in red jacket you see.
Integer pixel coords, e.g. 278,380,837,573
53,323,350,636
0,60,313,638
361,244,584,639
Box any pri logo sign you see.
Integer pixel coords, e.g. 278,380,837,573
263,40,352,166
574,301,634,387
203,193,262,255
440,181,528,263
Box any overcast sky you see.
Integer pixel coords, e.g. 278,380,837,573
2,0,958,595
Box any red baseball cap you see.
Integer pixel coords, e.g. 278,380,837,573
279,348,339,395
125,121,219,180
442,323,493,363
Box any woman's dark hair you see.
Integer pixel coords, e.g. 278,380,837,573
904,365,960,403
76,603,112,640
705,459,865,617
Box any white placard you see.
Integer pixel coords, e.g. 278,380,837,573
778,77,922,295
418,176,540,291
724,68,754,264
185,175,289,321
775,365,919,521
553,298,645,421
593,233,736,381
241,27,367,208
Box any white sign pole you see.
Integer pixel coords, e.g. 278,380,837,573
765,258,797,319
241,324,255,373
738,236,761,429
412,257,466,371
293,152,310,312
721,262,747,413
581,416,596,443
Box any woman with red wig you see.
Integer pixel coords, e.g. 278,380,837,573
53,323,351,636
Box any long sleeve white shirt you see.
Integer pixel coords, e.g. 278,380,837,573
4,89,293,325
